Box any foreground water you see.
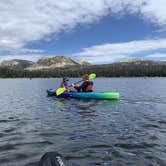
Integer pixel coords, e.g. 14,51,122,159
0,78,166,166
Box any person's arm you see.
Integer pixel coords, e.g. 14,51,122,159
64,82,70,91
64,82,68,87
74,82,87,91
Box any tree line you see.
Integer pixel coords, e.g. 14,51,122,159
0,63,166,78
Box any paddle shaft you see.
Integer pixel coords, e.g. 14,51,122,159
68,80,83,87
56,80,83,96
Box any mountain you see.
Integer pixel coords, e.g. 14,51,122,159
0,58,166,77
23,59,166,77
116,59,166,66
26,56,80,71
0,59,34,70
78,59,91,65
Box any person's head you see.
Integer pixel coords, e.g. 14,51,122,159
63,77,69,82
82,74,89,81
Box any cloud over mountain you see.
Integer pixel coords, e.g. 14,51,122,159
73,38,166,63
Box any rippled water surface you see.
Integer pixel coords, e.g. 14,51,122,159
0,78,166,166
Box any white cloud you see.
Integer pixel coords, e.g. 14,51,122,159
0,54,42,62
141,0,166,27
0,0,113,53
0,0,166,57
147,53,166,58
73,38,166,63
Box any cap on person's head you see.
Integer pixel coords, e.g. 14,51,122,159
63,77,69,81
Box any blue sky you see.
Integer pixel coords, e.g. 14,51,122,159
0,0,166,64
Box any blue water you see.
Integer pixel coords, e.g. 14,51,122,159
0,78,166,166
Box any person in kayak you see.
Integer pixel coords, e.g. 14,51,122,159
61,77,70,92
72,74,93,92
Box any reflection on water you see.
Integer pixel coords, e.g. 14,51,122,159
0,78,166,166
54,99,120,122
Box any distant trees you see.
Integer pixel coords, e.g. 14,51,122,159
0,62,166,78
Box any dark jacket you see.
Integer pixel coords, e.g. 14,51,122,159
74,81,93,92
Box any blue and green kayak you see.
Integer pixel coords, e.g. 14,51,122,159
47,89,120,100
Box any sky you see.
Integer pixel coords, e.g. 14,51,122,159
0,0,166,64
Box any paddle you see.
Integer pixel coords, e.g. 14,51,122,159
56,73,96,96
68,73,96,87
39,151,68,166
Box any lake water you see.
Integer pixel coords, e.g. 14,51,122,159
0,78,166,166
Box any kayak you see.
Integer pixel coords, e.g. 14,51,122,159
47,89,120,100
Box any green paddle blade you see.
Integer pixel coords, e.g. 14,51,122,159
56,87,66,96
89,73,96,79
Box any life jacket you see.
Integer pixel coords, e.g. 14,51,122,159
61,82,69,91
61,82,65,88
85,81,93,92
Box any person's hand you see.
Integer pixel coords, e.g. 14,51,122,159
71,83,75,87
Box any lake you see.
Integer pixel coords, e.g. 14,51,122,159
0,78,166,166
